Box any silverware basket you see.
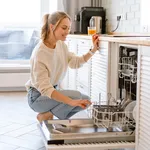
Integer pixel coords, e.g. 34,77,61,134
92,104,135,131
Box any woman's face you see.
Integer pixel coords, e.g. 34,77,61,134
54,18,71,41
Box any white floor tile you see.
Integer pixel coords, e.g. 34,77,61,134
0,135,43,149
18,133,44,146
4,123,37,137
15,148,31,150
0,142,19,150
0,124,25,135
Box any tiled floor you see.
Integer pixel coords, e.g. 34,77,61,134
0,92,134,150
0,92,45,150
0,91,88,150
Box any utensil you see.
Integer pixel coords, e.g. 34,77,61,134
124,101,136,120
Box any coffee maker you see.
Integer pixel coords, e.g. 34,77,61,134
74,7,106,34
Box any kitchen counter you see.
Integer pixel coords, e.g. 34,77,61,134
101,36,150,46
68,34,150,46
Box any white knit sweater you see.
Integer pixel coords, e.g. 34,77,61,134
25,40,86,98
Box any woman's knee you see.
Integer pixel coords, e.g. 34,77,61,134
57,90,91,101
59,90,82,99
81,93,91,101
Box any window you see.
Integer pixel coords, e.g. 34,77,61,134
0,0,41,27
0,0,58,62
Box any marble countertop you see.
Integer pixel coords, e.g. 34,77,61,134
68,34,150,46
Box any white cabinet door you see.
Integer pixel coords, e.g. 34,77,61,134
67,38,77,90
76,39,92,96
90,41,110,103
60,70,69,90
136,46,150,150
61,38,77,90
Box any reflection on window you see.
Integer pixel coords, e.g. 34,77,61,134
0,0,58,61
0,30,40,60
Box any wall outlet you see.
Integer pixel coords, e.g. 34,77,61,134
117,13,127,21
117,15,121,21
142,25,148,33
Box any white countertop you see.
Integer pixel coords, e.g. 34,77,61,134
68,34,150,46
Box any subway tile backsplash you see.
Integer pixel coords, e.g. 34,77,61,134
102,0,141,33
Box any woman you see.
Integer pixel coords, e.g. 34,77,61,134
25,11,100,122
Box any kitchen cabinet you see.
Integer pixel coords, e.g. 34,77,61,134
108,43,150,150
135,46,150,150
39,34,150,149
60,37,77,90
62,37,93,96
90,41,110,104
60,71,69,89
63,36,111,103
76,39,92,96
66,37,78,90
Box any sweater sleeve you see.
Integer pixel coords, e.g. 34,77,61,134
31,57,55,99
68,52,86,69
63,41,86,69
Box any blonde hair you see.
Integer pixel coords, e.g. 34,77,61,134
41,11,71,41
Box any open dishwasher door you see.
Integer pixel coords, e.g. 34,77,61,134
38,117,135,150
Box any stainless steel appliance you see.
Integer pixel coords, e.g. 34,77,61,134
38,98,136,150
118,45,138,104
89,16,102,34
74,7,106,34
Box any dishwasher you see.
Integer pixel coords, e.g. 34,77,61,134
38,45,137,150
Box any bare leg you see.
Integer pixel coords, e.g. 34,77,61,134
37,112,53,122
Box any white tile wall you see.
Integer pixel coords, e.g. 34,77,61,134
102,0,141,33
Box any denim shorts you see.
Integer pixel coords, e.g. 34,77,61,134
27,87,90,119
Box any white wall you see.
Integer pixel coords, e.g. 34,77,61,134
62,0,91,33
102,0,141,33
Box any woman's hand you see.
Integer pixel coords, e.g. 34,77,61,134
69,99,92,109
92,34,100,51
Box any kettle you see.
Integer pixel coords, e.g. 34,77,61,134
89,16,102,34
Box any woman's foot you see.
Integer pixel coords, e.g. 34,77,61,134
37,112,53,122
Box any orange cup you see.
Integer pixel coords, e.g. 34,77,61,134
88,27,96,35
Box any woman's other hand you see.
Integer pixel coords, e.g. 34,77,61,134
69,99,92,109
92,34,100,51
